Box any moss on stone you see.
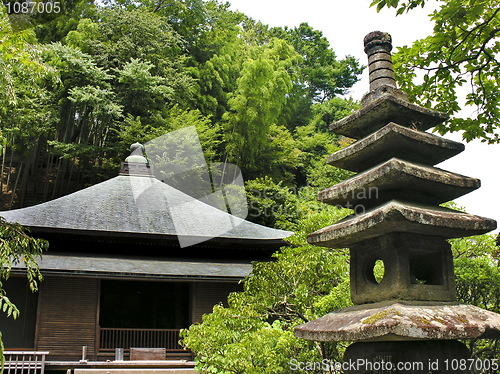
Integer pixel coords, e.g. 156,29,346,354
362,308,402,324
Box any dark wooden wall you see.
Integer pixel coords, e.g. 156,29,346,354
32,277,241,361
35,276,99,360
191,281,242,323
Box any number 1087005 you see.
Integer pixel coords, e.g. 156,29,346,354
4,1,61,14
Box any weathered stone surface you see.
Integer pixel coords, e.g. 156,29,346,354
318,158,479,208
364,31,397,92
360,84,408,108
330,93,449,139
327,122,464,172
344,340,470,374
294,301,500,342
350,233,456,304
300,31,500,357
307,200,497,248
0,175,292,242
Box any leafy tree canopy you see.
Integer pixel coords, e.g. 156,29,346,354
450,233,500,357
1,0,362,212
271,23,363,102
0,217,46,365
371,0,500,143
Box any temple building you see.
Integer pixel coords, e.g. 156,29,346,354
0,145,291,363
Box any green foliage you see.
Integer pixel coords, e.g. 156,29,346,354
2,1,363,205
0,11,52,109
372,0,500,143
0,217,46,364
66,8,195,119
0,216,46,295
42,42,121,169
116,58,176,119
34,0,98,43
271,23,364,102
309,97,360,133
223,38,300,174
452,233,500,311
294,122,354,188
370,0,426,14
181,207,352,374
450,233,500,358
116,105,220,161
245,176,300,231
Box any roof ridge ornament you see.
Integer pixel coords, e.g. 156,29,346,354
125,142,148,164
120,142,153,176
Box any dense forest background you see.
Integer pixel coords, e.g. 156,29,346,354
0,0,363,230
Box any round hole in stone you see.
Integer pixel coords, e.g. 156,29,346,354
373,259,385,284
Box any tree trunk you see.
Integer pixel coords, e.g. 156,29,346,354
9,162,23,209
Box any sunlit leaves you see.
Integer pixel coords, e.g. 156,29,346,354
372,0,500,143
0,218,45,367
370,0,426,14
181,183,352,373
181,209,351,373
0,11,53,109
0,216,46,321
223,38,300,176
271,23,363,102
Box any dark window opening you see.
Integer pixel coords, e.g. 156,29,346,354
0,277,38,348
100,280,189,329
409,253,444,285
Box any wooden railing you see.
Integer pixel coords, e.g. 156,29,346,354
98,328,183,352
4,351,49,374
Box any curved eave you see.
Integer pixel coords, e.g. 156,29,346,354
308,200,497,248
10,253,253,281
318,157,479,207
330,94,449,139
25,225,290,248
326,122,464,172
294,301,500,342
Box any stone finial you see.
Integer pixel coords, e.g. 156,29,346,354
364,31,397,91
359,31,408,107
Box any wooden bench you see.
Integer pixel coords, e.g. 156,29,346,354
129,348,166,361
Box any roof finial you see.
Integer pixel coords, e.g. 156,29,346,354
125,142,148,164
120,142,152,176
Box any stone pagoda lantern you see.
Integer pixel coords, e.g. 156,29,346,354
294,31,500,373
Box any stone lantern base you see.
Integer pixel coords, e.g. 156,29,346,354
344,340,470,374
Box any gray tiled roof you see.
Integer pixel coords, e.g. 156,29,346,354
11,253,252,280
0,175,292,242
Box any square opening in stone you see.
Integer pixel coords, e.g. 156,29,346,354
409,251,444,286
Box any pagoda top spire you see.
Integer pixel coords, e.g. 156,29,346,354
364,31,397,91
